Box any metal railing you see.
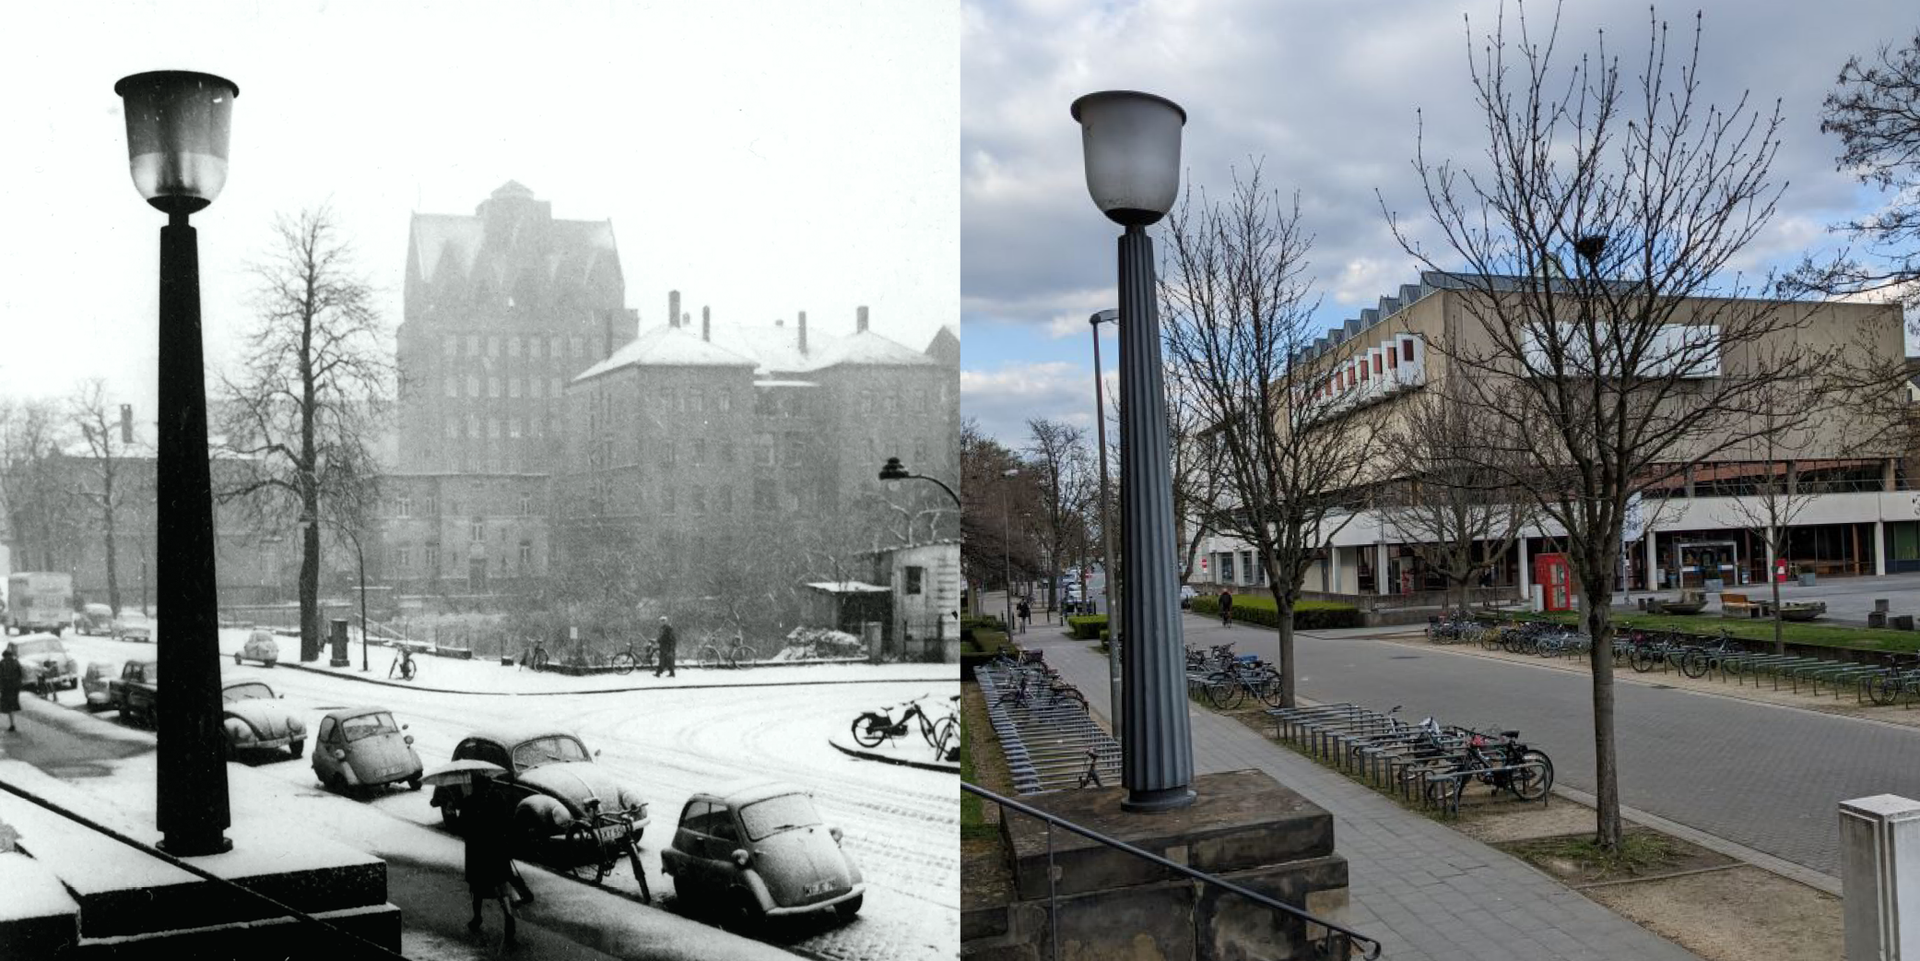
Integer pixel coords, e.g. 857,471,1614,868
0,777,407,959
963,780,1382,960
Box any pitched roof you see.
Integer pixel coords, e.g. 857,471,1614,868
573,325,759,382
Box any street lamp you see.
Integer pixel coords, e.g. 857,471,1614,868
304,517,369,673
879,456,961,507
1090,308,1122,732
116,69,239,856
1071,89,1194,812
1002,468,1019,632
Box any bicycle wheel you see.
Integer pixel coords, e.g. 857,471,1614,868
851,714,888,747
731,644,754,669
532,650,549,673
1053,686,1088,711
1509,750,1554,801
1630,646,1657,673
1867,673,1899,706
564,823,611,883
610,651,636,676
1679,649,1710,679
400,658,417,681
1204,672,1245,710
1255,669,1286,708
697,644,725,667
927,715,956,751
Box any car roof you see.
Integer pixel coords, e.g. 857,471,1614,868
460,725,580,747
690,780,809,807
320,706,398,721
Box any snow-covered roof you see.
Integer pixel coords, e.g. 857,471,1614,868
804,581,891,594
573,325,759,383
753,380,820,388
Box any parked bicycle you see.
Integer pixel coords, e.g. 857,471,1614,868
851,694,956,751
389,644,418,681
1204,657,1285,710
1076,748,1103,788
520,637,550,673
560,799,653,902
608,637,657,676
1866,653,1920,707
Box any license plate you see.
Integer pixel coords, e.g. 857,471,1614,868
803,879,837,897
595,824,625,844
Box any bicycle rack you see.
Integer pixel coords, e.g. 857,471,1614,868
977,664,1121,793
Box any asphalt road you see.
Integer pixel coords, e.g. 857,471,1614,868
1180,613,1920,879
21,628,959,961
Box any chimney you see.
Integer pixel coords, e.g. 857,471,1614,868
681,312,691,329
120,404,133,444
856,305,869,334
668,290,680,328
798,311,808,355
702,306,711,342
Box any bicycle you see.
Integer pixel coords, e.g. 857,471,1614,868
520,638,550,673
1865,653,1920,706
694,630,730,668
560,800,654,902
1075,748,1103,788
1204,658,1285,710
724,633,756,669
608,638,657,676
852,695,956,751
389,644,418,681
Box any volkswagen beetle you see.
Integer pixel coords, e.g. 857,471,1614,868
220,680,307,758
5,635,78,693
234,629,280,666
662,782,863,925
429,727,649,845
81,660,122,712
313,707,423,792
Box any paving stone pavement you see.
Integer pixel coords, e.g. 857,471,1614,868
1022,632,1703,961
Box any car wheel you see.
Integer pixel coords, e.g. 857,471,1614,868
288,739,304,759
407,774,423,791
234,652,242,665
834,893,863,921
329,773,350,794
729,889,764,930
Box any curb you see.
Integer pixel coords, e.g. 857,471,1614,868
825,733,958,774
269,656,955,696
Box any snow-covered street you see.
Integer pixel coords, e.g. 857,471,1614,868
21,627,958,960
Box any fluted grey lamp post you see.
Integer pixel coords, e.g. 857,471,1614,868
115,70,239,855
1071,90,1193,811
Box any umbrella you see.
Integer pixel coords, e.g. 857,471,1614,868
421,759,507,789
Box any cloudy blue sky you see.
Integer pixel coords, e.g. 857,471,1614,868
960,0,1917,447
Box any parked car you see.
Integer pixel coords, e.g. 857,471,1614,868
5,635,78,693
313,708,423,792
221,680,307,758
430,727,650,845
81,660,122,712
74,603,116,636
111,660,160,724
112,613,153,643
662,782,864,925
235,629,280,667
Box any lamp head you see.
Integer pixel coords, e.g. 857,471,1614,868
1070,90,1186,227
114,71,238,214
878,457,911,482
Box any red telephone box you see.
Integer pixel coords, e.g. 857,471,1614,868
1534,553,1573,612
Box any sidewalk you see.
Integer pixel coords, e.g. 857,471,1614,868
1020,625,1702,961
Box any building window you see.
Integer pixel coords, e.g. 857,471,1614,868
692,441,706,466
691,487,706,515
466,415,479,438
443,335,457,358
571,336,585,358
519,494,532,515
394,546,411,569
509,336,521,358
467,335,480,356
550,377,561,398
756,433,775,466
424,494,438,516
530,377,542,399
489,377,500,398
470,519,484,541
754,479,776,511
1220,552,1236,584
445,417,458,439
395,497,412,518
905,566,924,595
519,541,532,568
689,391,703,413
487,335,500,358
663,441,677,467
530,337,542,360
488,418,501,439
786,435,805,465
722,442,736,464
424,545,439,572
534,417,545,438
467,375,480,397
718,391,731,412
509,377,522,398
1240,550,1254,586
509,418,522,439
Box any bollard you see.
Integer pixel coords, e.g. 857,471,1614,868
1839,794,1920,960
1876,599,1892,614
328,618,350,667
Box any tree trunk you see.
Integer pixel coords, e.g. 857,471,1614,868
101,476,121,614
1275,595,1298,708
1582,578,1624,850
1769,550,1785,655
300,506,319,661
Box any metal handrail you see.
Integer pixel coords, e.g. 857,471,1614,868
0,777,408,960
964,780,1382,959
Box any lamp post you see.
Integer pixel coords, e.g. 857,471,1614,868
115,69,239,856
304,517,369,672
878,457,961,507
1090,308,1123,732
1072,89,1193,812
1002,468,1019,630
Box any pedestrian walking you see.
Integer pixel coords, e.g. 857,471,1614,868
1219,589,1234,628
1,647,22,732
463,775,520,946
652,615,677,678
1016,598,1030,634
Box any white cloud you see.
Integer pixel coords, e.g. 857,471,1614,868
962,361,1097,445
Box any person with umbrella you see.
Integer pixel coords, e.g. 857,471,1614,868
463,772,523,945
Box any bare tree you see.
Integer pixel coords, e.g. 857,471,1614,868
0,398,84,574
214,207,396,660
1162,166,1381,709
960,419,1039,618
1025,418,1095,614
1385,7,1902,848
1166,364,1226,580
70,381,137,614
1377,381,1535,610
1799,27,1920,319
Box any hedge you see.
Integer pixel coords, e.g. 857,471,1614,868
1189,594,1362,630
1066,615,1109,640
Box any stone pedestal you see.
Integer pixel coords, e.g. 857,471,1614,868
963,769,1349,960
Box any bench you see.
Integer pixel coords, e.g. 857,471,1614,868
1720,592,1760,618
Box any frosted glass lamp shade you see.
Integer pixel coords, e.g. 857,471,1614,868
114,71,238,214
1070,91,1186,226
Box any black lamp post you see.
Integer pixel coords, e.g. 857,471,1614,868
1090,308,1122,731
116,69,238,856
878,456,961,507
1071,90,1194,812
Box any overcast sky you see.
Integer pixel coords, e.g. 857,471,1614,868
1,0,957,440
960,0,1917,447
